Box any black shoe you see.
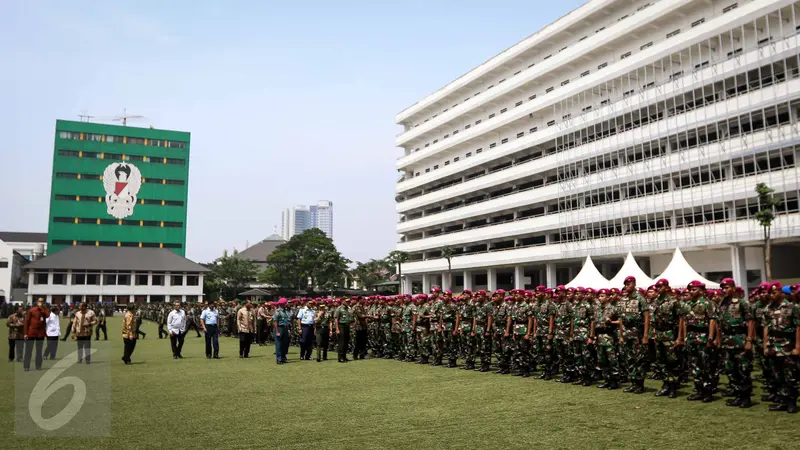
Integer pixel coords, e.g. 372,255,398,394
623,384,636,393
78,359,83,364
479,365,490,373
687,392,704,401
316,358,321,362
725,397,743,407
24,368,30,372
536,372,549,380
631,381,645,394
702,394,713,403
762,393,778,402
769,402,788,412
174,355,178,360
787,402,798,414
668,383,678,399
738,396,753,409
178,355,183,359
607,382,620,390
522,372,531,378
720,388,735,397
213,356,220,359
432,360,443,367
571,379,583,385
499,368,511,374
597,382,610,389
207,356,212,359
655,382,670,397
583,380,593,387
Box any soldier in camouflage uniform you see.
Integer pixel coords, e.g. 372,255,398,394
682,281,719,402
377,297,393,358
570,288,595,386
402,296,418,362
764,282,800,413
510,292,533,377
218,301,229,337
473,291,493,372
592,288,621,389
440,293,459,368
752,284,775,401
650,279,684,399
552,287,572,382
644,284,664,380
428,290,444,366
715,278,755,407
315,300,332,362
489,291,512,374
533,288,554,379
456,291,476,369
415,295,432,364
352,297,369,360
390,297,404,360
619,277,650,394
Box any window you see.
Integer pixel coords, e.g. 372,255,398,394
489,143,497,149
117,274,130,285
581,70,590,77
58,131,78,140
667,29,681,38
692,18,705,27
487,85,494,90
619,14,628,21
52,273,66,285
517,132,524,138
135,273,149,285
443,134,449,139
465,124,471,130
529,94,537,101
128,137,145,145
86,133,103,142
727,48,743,58
694,61,709,70
425,168,430,173
167,141,187,149
86,274,100,285
758,37,772,46
34,272,49,284
561,80,570,86
723,3,737,14
58,150,80,157
640,42,653,51
453,130,459,135
643,82,654,89
543,54,552,60
637,3,650,10
623,89,634,98
529,127,538,133
582,106,593,112
106,135,123,143
546,86,554,93
171,275,184,286
0,260,9,269
165,179,185,185
579,36,587,42
152,274,165,286
488,113,495,119
187,275,200,286
601,99,610,106
166,158,185,165
148,139,163,147
466,152,472,158
444,161,450,166
596,27,606,33
670,70,684,80
104,274,117,285
501,138,508,144
547,120,556,127
476,148,483,154
513,71,521,76
500,108,507,114
562,114,572,120
498,78,506,84
453,157,460,162
515,101,523,107
621,51,631,59
72,272,86,285
598,62,608,70
475,119,482,125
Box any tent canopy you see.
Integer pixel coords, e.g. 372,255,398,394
609,252,654,288
655,248,720,289
566,255,611,289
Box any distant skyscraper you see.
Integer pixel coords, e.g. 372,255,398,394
281,201,333,240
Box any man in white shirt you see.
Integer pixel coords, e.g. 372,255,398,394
297,299,316,360
44,306,61,360
167,301,187,359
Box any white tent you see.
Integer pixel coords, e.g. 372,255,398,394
654,248,720,289
609,252,654,288
566,255,611,289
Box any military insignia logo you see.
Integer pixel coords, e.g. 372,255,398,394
103,162,142,219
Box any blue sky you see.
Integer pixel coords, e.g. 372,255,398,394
0,0,586,264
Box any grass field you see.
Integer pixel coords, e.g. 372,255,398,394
1,316,798,449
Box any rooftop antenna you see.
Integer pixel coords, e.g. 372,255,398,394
273,224,278,234
112,108,146,126
78,110,95,122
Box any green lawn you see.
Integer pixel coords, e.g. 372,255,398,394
1,316,797,449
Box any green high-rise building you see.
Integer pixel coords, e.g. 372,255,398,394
47,120,191,256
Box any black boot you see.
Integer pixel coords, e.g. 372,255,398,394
607,381,620,390
702,388,714,403
623,383,636,393
726,396,743,407
787,398,798,414
668,382,678,399
738,393,753,409
431,357,442,367
762,393,778,402
769,397,788,411
478,363,490,372
418,356,429,365
631,380,645,394
687,382,704,401
655,381,670,397
446,359,457,368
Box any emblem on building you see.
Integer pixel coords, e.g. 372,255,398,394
103,162,142,219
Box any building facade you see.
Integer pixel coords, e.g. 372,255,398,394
24,247,207,304
394,0,800,293
48,120,191,256
0,232,47,303
281,201,334,240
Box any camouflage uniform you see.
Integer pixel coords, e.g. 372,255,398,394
510,300,533,376
764,298,800,412
533,296,553,378
718,295,754,405
619,291,648,392
474,299,492,371
457,299,476,368
402,302,417,361
651,292,683,397
682,295,718,401
416,301,432,363
594,299,621,388
428,298,444,365
379,302,393,357
571,297,594,385
491,299,512,374
390,302,404,359
754,298,775,398
552,299,572,380
441,300,458,366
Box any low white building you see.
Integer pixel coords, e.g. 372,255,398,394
24,246,208,304
0,232,46,304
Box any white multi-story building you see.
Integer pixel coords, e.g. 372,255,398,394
281,201,334,240
0,232,47,303
394,0,800,293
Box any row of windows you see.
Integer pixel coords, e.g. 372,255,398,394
405,0,667,130
402,104,795,226
54,194,184,207
53,217,184,227
51,240,183,249
405,8,782,175
402,58,795,201
33,271,199,286
55,172,186,185
57,131,187,149
57,150,186,165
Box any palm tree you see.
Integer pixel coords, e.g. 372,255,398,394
388,251,409,294
440,245,455,290
754,183,780,280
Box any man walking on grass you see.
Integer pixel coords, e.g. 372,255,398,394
201,300,220,359
237,300,255,358
168,301,187,359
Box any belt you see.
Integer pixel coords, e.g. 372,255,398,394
595,327,614,334
771,330,795,338
655,326,675,332
724,326,748,334
687,325,708,332
623,320,640,327
301,324,314,327
515,320,527,324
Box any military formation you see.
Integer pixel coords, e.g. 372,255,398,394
247,277,799,413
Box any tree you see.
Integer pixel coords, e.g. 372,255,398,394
352,259,393,292
387,250,409,294
440,245,455,290
211,251,259,298
261,229,350,292
754,182,780,280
